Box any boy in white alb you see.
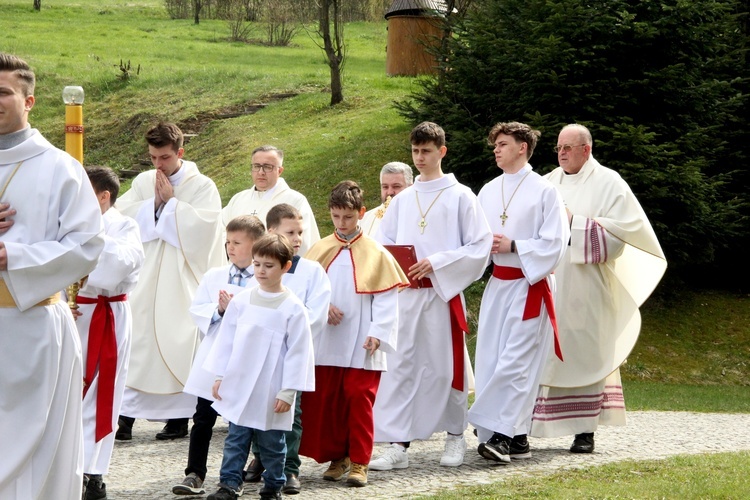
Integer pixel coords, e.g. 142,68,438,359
470,122,568,464
76,166,144,500
172,215,266,496
371,122,493,469
243,204,331,495
300,181,409,487
204,234,315,500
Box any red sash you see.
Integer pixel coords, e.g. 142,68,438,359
77,294,127,442
419,279,468,391
491,265,563,361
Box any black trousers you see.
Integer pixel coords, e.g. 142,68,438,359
184,397,219,480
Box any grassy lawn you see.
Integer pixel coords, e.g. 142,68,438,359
420,451,750,499
1,0,418,228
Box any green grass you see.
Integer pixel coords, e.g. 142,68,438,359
624,381,750,413
6,0,746,405
1,0,418,230
625,289,750,386
420,452,750,499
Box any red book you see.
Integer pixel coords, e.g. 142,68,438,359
384,244,425,289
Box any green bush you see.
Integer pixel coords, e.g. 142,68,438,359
397,0,748,282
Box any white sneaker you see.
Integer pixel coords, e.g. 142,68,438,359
440,434,466,467
369,443,409,471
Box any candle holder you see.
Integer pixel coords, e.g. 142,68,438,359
62,86,84,164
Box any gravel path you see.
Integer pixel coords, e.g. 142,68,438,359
105,411,750,499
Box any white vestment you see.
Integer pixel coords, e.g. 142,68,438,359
373,174,492,442
77,208,144,474
0,130,104,499
316,249,399,370
221,178,320,255
248,256,331,340
469,165,568,441
204,287,315,431
531,156,666,437
184,265,249,402
116,161,224,418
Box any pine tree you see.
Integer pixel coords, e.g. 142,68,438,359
397,0,748,278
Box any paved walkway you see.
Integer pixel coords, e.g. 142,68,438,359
106,411,750,499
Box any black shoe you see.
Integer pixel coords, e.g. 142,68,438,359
570,432,595,453
510,434,532,460
155,422,189,440
242,458,264,483
259,486,282,500
281,473,301,495
114,417,132,441
84,474,107,500
477,432,511,464
206,485,238,500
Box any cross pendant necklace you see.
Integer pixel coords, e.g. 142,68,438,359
500,171,532,226
415,188,448,235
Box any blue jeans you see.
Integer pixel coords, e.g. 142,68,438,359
219,422,286,491
251,391,303,476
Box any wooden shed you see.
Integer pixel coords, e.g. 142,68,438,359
385,0,447,77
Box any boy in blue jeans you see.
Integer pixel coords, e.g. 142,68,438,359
172,215,265,496
204,234,315,500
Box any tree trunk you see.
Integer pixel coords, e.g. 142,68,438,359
193,0,201,24
33,0,41,11
329,60,343,105
319,0,345,105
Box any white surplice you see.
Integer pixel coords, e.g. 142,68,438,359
204,287,315,431
248,256,331,340
184,265,249,402
469,165,568,441
77,208,144,474
373,173,492,442
315,248,398,370
531,156,666,437
221,178,321,255
116,161,224,418
1,130,104,499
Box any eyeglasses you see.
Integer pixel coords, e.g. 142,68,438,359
553,144,586,153
251,163,278,173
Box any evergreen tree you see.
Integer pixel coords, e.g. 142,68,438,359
397,0,748,280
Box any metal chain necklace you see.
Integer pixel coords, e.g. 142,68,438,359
0,161,24,199
415,187,448,234
500,171,532,226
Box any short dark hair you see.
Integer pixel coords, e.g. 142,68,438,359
85,165,120,205
328,180,364,211
145,122,183,151
487,122,541,160
0,52,35,97
226,215,266,240
410,121,445,148
266,203,302,230
253,233,293,267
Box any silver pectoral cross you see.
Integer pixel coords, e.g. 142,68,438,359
250,209,258,216
418,218,427,234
